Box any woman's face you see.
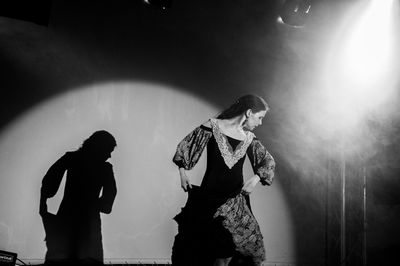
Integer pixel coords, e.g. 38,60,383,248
244,110,267,131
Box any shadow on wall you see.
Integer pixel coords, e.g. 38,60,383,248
40,131,117,264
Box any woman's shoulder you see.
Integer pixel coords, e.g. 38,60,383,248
200,119,212,131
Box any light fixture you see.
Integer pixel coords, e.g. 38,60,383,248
278,0,312,27
143,0,173,10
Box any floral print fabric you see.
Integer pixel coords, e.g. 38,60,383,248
173,126,212,170
247,138,276,186
214,193,266,265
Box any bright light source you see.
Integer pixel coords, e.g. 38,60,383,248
323,0,397,123
338,0,394,87
316,0,399,143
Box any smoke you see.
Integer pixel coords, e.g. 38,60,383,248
263,0,400,180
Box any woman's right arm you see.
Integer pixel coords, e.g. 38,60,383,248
173,125,212,192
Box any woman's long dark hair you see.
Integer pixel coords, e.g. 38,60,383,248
217,94,269,119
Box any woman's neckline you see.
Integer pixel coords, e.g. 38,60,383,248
211,118,246,141
201,124,243,141
224,134,243,142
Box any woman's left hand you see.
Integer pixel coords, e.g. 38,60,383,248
242,175,260,195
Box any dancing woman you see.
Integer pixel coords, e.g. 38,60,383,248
172,95,276,266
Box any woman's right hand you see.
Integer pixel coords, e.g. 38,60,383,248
179,168,192,192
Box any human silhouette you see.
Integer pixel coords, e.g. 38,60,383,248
40,130,117,265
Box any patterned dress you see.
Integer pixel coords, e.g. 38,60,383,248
172,119,275,266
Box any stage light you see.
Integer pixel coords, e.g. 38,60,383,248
278,0,312,27
322,0,398,131
143,0,172,10
338,0,394,88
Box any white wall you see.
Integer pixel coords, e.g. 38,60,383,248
0,82,294,264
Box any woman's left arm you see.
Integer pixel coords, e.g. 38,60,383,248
244,138,276,193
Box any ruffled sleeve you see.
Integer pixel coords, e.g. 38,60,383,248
247,138,276,186
173,125,212,170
